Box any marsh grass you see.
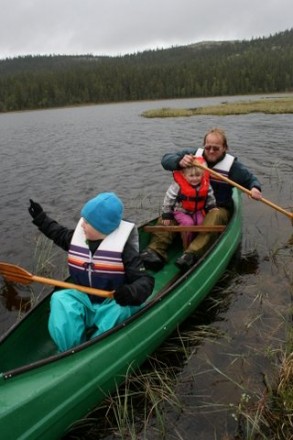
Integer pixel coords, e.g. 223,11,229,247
110,366,182,439
26,235,66,307
62,239,293,440
33,235,64,277
234,331,293,440
63,360,183,440
0,235,68,319
141,96,293,118
230,245,293,440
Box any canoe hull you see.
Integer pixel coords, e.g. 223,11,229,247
0,190,242,440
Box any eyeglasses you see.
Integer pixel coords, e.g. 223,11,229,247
204,145,221,152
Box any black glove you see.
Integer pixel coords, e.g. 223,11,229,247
28,199,43,219
114,285,136,306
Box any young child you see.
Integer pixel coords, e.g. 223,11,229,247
28,192,154,352
161,157,218,249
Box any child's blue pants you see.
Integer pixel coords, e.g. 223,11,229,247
48,289,141,352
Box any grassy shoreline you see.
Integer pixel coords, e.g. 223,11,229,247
141,96,293,117
62,243,293,439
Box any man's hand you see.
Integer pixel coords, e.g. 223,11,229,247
179,154,195,168
250,188,262,200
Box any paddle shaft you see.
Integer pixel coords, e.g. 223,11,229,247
144,225,225,232
31,275,113,297
194,162,293,220
0,262,113,298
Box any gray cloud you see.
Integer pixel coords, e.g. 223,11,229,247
0,0,292,59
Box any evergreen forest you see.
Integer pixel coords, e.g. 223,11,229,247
0,28,292,112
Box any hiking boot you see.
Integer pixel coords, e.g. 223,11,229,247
175,252,198,271
140,248,165,271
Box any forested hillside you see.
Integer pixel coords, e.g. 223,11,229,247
0,28,292,112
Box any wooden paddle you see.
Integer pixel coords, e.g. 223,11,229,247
144,225,225,233
194,162,293,220
0,262,113,298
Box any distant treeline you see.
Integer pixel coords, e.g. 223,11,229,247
0,28,292,112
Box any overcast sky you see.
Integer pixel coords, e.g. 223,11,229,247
0,0,292,60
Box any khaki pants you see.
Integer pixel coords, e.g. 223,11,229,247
148,208,230,260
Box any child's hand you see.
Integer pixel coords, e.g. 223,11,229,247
28,199,43,219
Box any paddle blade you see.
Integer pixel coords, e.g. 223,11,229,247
0,262,33,285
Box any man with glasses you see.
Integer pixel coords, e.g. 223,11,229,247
141,128,262,271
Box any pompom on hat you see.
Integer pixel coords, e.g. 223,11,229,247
81,192,123,235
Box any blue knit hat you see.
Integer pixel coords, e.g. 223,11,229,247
81,192,123,235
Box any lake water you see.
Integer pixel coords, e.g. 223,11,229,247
0,95,292,439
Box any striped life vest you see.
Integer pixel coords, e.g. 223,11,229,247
68,219,134,300
195,148,235,207
173,169,210,213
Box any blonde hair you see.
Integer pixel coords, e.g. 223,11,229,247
183,165,204,176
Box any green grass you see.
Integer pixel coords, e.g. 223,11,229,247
141,96,293,118
62,239,293,440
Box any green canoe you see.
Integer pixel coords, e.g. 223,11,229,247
0,189,242,440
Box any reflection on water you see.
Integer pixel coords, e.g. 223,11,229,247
1,96,293,439
0,281,32,324
232,246,260,275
